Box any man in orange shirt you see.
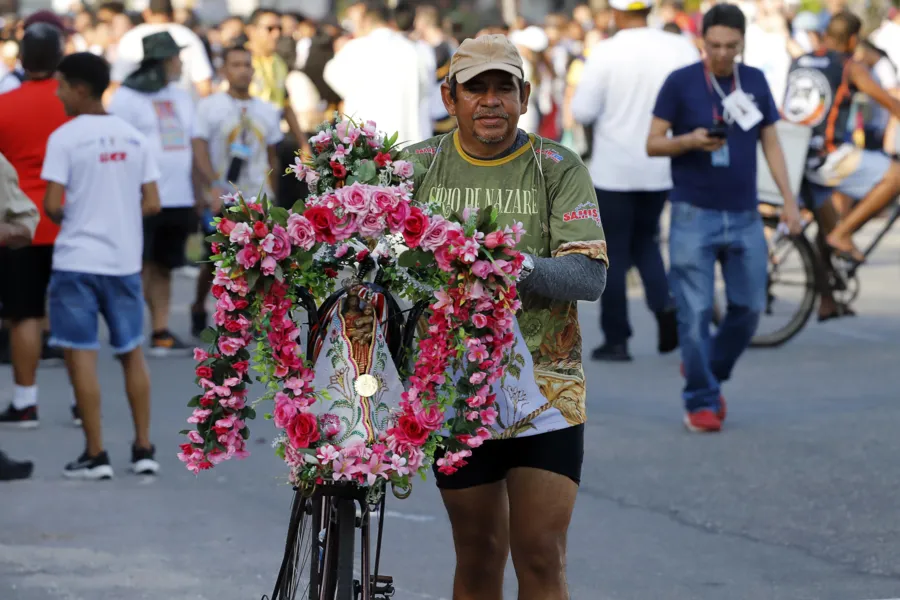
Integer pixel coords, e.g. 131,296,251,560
0,21,70,429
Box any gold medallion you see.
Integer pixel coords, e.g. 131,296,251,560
354,374,379,397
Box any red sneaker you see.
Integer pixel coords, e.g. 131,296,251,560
717,395,727,422
683,409,722,433
680,364,727,422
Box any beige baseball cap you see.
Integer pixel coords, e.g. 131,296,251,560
448,34,525,84
608,0,652,10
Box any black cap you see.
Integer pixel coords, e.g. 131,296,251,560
21,22,64,74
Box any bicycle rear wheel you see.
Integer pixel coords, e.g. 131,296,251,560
713,219,818,347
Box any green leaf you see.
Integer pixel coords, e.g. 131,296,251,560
269,206,290,226
398,250,435,269
241,427,250,440
245,407,257,420
291,199,306,214
357,160,377,184
204,233,226,244
178,429,192,435
274,264,284,281
386,131,399,148
187,396,200,408
246,268,260,290
345,175,359,186
199,327,218,344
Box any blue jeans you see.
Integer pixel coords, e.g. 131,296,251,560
668,202,767,413
594,188,674,345
48,270,145,355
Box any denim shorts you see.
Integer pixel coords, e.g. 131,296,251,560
48,270,145,355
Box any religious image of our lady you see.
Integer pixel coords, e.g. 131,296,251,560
341,289,376,374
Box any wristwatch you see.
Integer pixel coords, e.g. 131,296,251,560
518,253,535,282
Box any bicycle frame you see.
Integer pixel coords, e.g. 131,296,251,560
850,197,900,276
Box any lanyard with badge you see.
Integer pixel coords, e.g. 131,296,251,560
226,102,253,183
703,62,764,168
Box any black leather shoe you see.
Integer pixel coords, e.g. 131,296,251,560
656,309,679,354
591,343,633,362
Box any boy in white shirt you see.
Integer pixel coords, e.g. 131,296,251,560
42,52,163,480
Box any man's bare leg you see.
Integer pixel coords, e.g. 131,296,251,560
191,264,214,318
507,468,577,600
813,198,846,319
441,481,510,600
10,318,42,387
120,346,152,449
827,162,900,260
65,348,103,456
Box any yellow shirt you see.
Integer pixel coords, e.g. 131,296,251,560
250,54,289,110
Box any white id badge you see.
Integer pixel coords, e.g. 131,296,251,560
711,144,730,167
722,90,763,131
229,142,253,160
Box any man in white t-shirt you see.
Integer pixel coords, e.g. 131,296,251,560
324,0,428,146
107,0,213,103
42,52,162,480
571,0,699,362
190,45,283,337
108,31,196,356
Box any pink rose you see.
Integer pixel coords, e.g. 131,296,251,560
472,314,488,328
331,212,358,241
286,214,316,250
386,201,409,234
273,392,299,428
434,245,453,271
371,189,398,213
358,212,385,238
392,160,414,179
218,218,236,236
483,230,507,249
270,224,292,260
236,244,260,269
217,335,245,356
419,215,450,252
339,183,369,214
260,255,277,276
470,260,492,279
229,222,252,245
415,404,445,430
469,371,486,384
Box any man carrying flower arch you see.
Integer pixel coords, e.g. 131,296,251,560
406,34,609,600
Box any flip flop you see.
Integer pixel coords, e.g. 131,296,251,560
817,303,857,322
825,239,865,264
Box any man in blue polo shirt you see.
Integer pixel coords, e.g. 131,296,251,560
647,3,803,433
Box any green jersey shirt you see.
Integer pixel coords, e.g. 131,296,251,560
407,130,608,438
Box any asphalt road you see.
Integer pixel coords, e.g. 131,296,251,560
2,224,900,600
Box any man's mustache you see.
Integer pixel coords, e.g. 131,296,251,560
474,111,509,120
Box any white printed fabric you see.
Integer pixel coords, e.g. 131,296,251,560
307,292,404,446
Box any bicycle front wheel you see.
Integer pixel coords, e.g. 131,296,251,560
713,220,818,347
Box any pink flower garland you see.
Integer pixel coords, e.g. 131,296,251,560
179,119,525,489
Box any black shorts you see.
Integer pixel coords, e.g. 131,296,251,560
0,245,53,320
433,424,585,490
143,207,196,270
